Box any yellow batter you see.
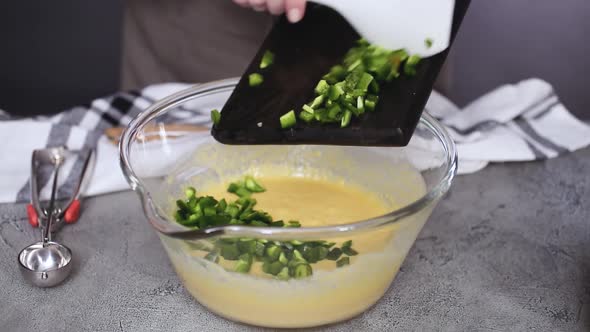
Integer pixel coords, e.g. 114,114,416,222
162,174,431,328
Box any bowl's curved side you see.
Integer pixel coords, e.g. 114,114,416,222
118,78,457,241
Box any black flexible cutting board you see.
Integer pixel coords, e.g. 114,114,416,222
212,1,470,146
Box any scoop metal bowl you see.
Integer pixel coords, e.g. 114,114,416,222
18,241,73,288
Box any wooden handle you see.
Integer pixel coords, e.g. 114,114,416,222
104,124,210,145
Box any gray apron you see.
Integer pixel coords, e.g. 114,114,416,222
121,0,273,90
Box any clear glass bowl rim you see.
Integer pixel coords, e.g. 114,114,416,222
119,77,458,240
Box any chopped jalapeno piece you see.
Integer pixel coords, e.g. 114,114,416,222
277,267,290,280
328,84,344,101
185,187,197,199
254,241,266,257
293,264,313,279
336,257,350,267
266,245,282,262
341,110,352,128
245,176,266,193
302,104,315,115
356,72,374,92
210,109,221,127
342,246,358,256
280,110,297,129
220,243,241,260
299,110,314,123
404,55,421,76
234,259,251,273
279,252,289,265
204,251,220,263
315,80,330,96
310,95,324,109
326,248,342,261
248,73,264,87
260,50,274,69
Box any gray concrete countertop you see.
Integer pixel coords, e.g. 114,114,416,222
1,148,589,332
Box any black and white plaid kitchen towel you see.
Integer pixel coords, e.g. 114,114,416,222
1,78,589,203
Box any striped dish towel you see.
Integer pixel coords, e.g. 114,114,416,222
0,78,588,203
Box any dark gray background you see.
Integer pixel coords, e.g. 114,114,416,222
0,1,588,118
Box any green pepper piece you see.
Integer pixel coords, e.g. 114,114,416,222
174,210,186,223
303,246,320,264
187,196,198,210
347,58,362,72
239,253,253,264
356,72,374,92
227,182,241,194
292,249,306,262
277,267,290,280
369,79,380,94
287,220,301,228
254,241,266,257
198,196,218,208
220,242,241,260
259,50,274,69
302,104,315,115
270,220,285,227
326,248,342,261
234,260,251,273
244,176,265,193
216,199,227,213
323,65,347,84
203,206,216,216
356,96,365,114
341,110,352,128
280,110,297,129
365,99,377,112
279,252,289,265
309,95,324,109
234,187,251,198
263,261,284,276
229,219,244,225
315,80,330,96
210,109,221,127
249,73,264,87
250,220,268,227
293,264,313,279
318,246,329,260
404,54,421,76
343,246,358,256
328,84,344,101
185,187,197,199
237,239,257,254
235,253,253,273
336,257,350,268
225,204,240,218
266,245,282,262
204,251,220,263
299,110,315,123
327,104,342,120
176,199,191,213
425,38,433,48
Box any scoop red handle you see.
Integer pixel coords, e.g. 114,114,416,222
64,199,81,224
26,204,39,228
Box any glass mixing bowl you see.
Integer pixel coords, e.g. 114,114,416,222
119,78,457,328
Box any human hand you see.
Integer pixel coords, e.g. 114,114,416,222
233,0,307,23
